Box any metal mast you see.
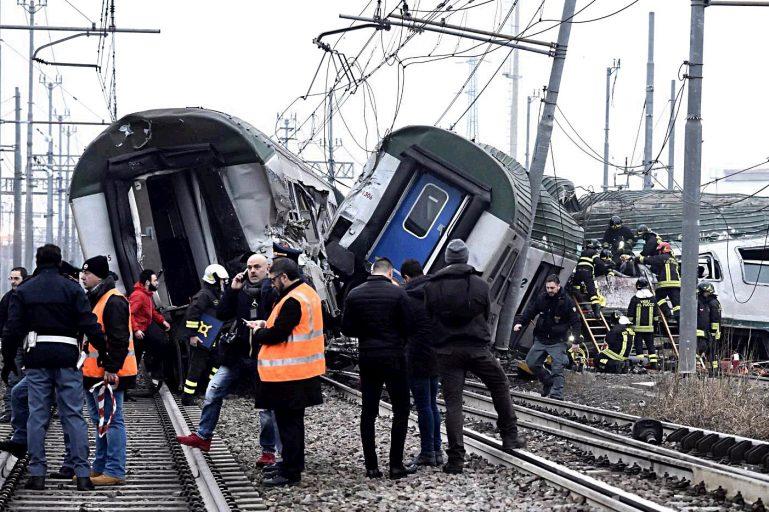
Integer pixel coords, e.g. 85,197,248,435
668,79,676,190
13,87,22,266
466,58,479,140
42,75,61,243
642,12,655,189
506,0,521,158
603,60,620,192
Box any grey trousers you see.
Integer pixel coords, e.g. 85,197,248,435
524,338,569,399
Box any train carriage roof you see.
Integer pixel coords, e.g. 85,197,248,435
577,190,769,242
70,107,337,200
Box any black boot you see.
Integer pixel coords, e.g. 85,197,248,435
76,477,94,491
181,394,196,406
0,440,27,459
389,464,417,480
24,476,45,490
50,466,75,479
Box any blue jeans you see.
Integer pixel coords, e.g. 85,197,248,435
86,388,126,479
259,409,281,454
26,368,90,478
3,349,24,418
408,376,441,455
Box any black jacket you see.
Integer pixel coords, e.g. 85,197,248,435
3,266,105,369
602,225,635,248
85,276,134,391
605,324,633,359
342,275,411,358
706,294,722,341
424,263,491,347
640,232,662,258
403,275,438,378
217,278,278,366
515,289,580,344
253,280,323,410
594,258,616,278
0,289,13,337
181,282,222,341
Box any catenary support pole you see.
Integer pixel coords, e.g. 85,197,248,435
668,79,676,190
23,0,37,269
57,114,63,245
525,94,533,169
327,92,335,185
494,0,577,351
509,0,520,159
602,60,620,192
45,80,54,242
679,0,706,374
64,125,72,261
643,12,655,189
13,87,22,267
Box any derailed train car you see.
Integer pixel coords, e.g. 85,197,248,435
323,125,583,354
70,108,340,385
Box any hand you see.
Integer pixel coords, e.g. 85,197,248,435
245,320,266,331
189,336,199,347
513,324,522,332
104,372,119,385
1,361,17,385
571,343,580,351
231,272,245,291
162,321,171,332
134,330,145,340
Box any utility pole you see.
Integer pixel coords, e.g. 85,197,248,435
42,74,61,243
668,79,676,190
494,0,577,351
603,59,620,192
64,124,75,262
57,113,63,245
503,0,521,158
13,87,22,267
277,113,297,148
642,12,655,189
327,92,335,183
525,90,540,170
466,58,479,140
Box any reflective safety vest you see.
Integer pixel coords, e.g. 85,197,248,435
258,282,325,383
83,288,138,378
602,327,633,361
657,255,680,288
632,298,656,333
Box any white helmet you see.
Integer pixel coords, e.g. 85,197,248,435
618,315,632,326
202,264,229,284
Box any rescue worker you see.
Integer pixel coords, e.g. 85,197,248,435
626,278,658,367
0,267,28,422
638,242,681,321
574,239,603,317
514,274,581,400
81,255,137,486
180,264,229,406
342,257,415,480
128,269,171,392
698,282,722,375
636,225,662,258
602,215,635,251
1,244,98,491
425,240,524,475
177,254,282,465
595,249,617,278
249,257,325,487
597,316,634,373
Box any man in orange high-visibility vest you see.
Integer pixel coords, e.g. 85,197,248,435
81,255,137,487
248,257,325,487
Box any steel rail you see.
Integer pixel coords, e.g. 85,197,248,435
321,375,671,512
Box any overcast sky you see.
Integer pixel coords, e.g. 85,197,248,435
1,0,768,237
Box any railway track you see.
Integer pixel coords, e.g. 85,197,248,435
322,375,672,512
0,385,266,512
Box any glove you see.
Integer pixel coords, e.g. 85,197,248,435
1,360,18,385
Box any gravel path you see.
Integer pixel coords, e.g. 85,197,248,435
217,391,601,512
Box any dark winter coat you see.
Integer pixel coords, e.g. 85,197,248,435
3,266,105,370
605,324,633,359
594,258,616,278
403,275,438,378
602,225,635,248
640,232,662,258
181,282,222,341
85,276,135,391
253,280,323,410
515,289,580,344
341,275,412,358
424,263,491,347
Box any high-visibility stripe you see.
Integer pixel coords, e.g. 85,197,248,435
185,379,197,387
183,387,195,395
87,349,135,359
258,352,325,368
696,329,706,337
656,298,668,306
602,348,625,361
289,329,325,342
186,321,199,328
672,305,680,312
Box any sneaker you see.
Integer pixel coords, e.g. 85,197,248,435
90,474,125,486
256,452,276,467
176,433,211,452
410,452,436,466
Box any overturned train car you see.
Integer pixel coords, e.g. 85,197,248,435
70,108,340,386
324,125,583,355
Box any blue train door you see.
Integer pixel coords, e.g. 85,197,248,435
369,173,464,273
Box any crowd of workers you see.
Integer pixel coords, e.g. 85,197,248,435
0,218,724,491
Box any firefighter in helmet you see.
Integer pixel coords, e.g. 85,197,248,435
627,277,658,368
638,242,681,321
697,281,722,376
597,316,634,373
574,239,603,317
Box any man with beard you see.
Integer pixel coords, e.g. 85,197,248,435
128,269,170,391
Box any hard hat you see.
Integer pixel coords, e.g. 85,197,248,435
600,249,612,259
618,315,632,325
636,277,650,289
636,224,649,236
610,215,622,226
202,264,229,284
656,242,672,254
697,281,715,294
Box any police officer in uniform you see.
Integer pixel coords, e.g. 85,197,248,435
638,242,681,321
697,282,722,375
574,239,602,317
627,278,658,367
597,316,634,373
181,264,229,406
1,244,98,491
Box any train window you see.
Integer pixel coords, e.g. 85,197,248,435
698,253,722,280
739,248,769,285
403,184,449,239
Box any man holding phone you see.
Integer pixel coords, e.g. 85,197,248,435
177,253,280,462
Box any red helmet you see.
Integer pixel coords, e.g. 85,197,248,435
656,242,672,254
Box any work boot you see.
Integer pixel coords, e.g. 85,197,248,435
365,468,383,478
256,452,276,467
502,436,527,453
50,466,75,479
0,440,27,458
176,433,211,452
409,452,437,466
442,459,464,474
71,471,102,481
181,394,196,407
76,477,94,491
389,464,417,480
434,451,445,465
90,474,125,486
24,476,45,490
263,474,300,487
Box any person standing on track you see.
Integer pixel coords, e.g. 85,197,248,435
1,245,97,491
128,269,170,392
425,239,524,475
638,242,681,321
514,274,581,401
626,278,658,367
81,255,137,486
0,266,28,422
342,257,416,480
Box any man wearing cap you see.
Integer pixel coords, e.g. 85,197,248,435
81,255,137,486
2,244,98,491
425,239,524,475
